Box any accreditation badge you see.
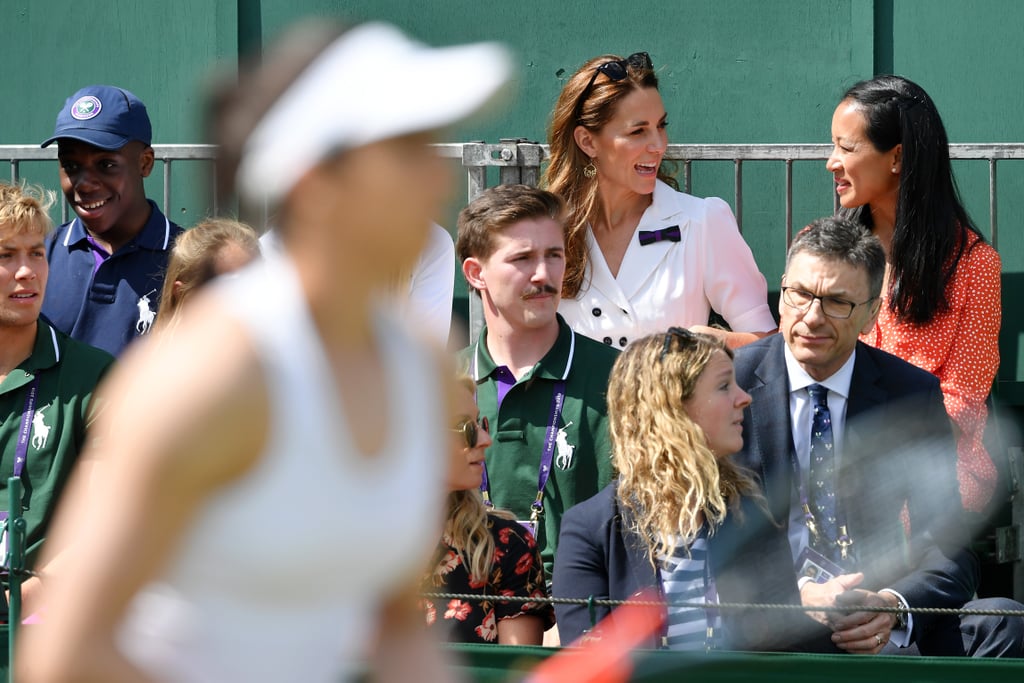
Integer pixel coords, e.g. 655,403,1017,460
516,519,538,538
796,546,846,584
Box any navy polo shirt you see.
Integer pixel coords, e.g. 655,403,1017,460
42,200,183,356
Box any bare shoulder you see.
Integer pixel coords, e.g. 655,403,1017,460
94,292,270,492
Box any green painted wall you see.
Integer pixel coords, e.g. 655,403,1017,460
3,0,1023,391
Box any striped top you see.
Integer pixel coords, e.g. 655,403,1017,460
658,528,722,650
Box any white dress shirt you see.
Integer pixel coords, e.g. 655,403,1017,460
784,346,912,644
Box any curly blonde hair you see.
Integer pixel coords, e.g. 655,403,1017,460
609,331,761,566
542,54,677,299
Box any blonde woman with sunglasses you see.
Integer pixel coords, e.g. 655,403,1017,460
422,377,554,645
544,53,775,350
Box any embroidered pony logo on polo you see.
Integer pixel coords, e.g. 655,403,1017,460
555,421,575,470
71,96,102,121
31,403,52,450
136,292,156,334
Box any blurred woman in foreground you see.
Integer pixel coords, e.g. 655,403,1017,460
18,19,510,683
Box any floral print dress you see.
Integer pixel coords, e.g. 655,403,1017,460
422,514,555,643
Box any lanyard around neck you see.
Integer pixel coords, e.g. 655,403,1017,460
480,379,567,522
788,447,853,561
14,378,40,480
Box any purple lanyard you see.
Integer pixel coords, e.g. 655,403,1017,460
481,380,567,517
14,378,40,480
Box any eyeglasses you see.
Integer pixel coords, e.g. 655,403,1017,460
573,52,653,122
660,326,698,362
452,415,490,449
781,286,877,320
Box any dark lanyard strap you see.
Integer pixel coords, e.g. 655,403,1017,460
481,380,567,517
788,445,852,555
14,378,40,480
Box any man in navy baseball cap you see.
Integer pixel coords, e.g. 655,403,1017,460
41,85,152,150
39,85,183,356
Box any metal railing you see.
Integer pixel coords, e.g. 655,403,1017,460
4,140,1024,598
437,140,1024,250
6,141,1023,249
1,144,219,224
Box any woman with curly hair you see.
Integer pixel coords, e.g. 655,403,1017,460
422,377,555,644
543,52,775,350
827,75,1002,513
552,330,832,652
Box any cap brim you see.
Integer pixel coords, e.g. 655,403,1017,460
41,129,131,150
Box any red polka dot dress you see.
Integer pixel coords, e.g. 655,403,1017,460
861,232,1001,512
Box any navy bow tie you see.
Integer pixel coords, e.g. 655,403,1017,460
638,225,681,246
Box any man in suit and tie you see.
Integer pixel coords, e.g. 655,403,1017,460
734,216,1022,656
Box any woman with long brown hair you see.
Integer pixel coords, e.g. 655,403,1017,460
544,53,776,350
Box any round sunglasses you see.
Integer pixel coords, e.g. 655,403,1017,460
452,415,490,449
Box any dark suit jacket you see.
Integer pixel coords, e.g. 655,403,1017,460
552,483,835,652
733,335,978,636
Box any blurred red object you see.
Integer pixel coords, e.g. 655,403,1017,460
528,589,664,683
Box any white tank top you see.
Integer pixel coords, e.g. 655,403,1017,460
117,256,445,682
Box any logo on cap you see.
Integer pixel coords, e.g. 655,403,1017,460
70,96,102,121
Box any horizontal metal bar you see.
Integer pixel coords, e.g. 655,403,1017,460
0,144,219,161
4,142,1023,163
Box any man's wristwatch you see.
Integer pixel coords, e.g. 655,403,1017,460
892,602,909,630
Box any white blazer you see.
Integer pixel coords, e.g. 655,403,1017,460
559,180,775,348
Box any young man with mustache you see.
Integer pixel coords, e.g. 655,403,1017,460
457,184,619,585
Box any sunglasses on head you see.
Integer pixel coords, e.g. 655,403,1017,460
659,326,699,362
453,415,490,449
573,52,653,122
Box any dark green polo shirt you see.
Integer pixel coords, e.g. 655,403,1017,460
0,322,114,567
460,315,619,579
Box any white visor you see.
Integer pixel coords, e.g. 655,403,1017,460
236,22,513,206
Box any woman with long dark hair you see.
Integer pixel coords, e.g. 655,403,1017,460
827,75,1002,513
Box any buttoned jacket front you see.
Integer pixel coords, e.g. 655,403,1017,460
558,180,775,349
